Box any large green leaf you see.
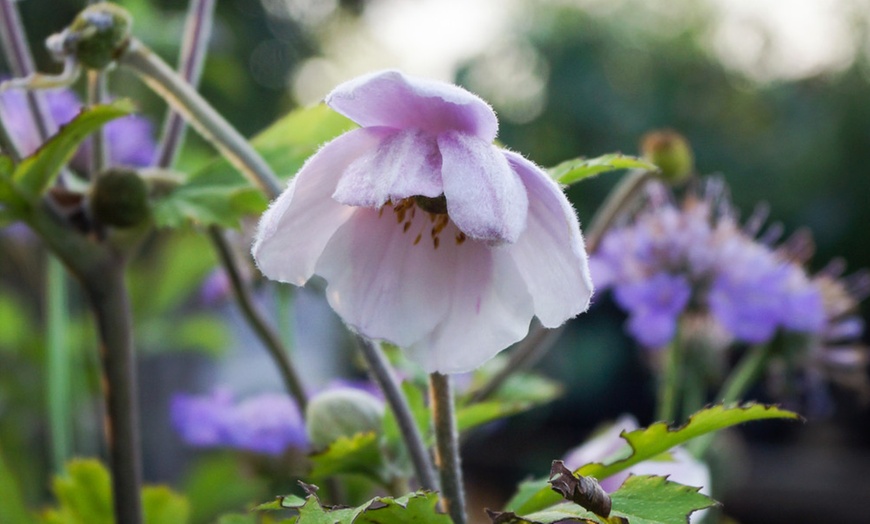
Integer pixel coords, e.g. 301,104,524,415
153,104,354,228
308,432,385,483
13,100,135,197
608,475,716,524
506,403,799,514
548,154,655,185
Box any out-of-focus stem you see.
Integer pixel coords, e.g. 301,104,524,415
656,339,682,424
207,227,308,411
87,70,108,175
155,0,214,168
585,168,654,253
718,344,770,405
46,255,71,472
430,372,466,524
357,338,438,491
119,38,282,199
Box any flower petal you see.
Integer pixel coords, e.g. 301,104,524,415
326,70,498,142
315,205,453,348
502,151,593,326
406,241,535,374
332,128,442,208
438,132,528,243
252,127,383,284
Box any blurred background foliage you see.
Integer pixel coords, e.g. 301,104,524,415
2,0,870,523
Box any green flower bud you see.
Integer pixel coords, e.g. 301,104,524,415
90,168,150,228
305,388,385,450
48,2,133,70
641,129,694,185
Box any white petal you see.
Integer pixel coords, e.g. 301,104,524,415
252,128,383,284
332,128,442,208
438,131,528,244
316,205,453,348
502,151,593,327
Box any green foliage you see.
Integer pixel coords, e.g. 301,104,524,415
272,490,451,524
506,403,799,514
308,432,386,484
548,154,655,186
12,100,134,198
38,459,190,524
0,444,33,524
152,104,354,228
0,292,36,353
182,454,268,524
608,475,716,524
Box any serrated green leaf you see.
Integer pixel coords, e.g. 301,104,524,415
487,504,605,524
13,100,135,196
549,154,655,185
308,432,385,482
142,485,190,524
292,492,449,524
157,104,354,228
609,475,716,524
506,403,799,514
48,459,113,524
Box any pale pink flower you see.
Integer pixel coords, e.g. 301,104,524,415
253,70,592,374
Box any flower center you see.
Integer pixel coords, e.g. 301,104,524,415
380,196,467,250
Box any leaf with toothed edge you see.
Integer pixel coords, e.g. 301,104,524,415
548,154,656,186
258,490,450,524
505,403,800,515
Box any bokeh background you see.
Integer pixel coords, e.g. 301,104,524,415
2,0,870,522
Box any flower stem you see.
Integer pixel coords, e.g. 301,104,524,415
718,343,770,405
356,338,438,491
585,169,654,253
207,227,308,411
84,261,143,524
46,255,71,472
656,339,683,424
154,0,214,168
118,38,282,200
430,372,467,524
87,70,108,175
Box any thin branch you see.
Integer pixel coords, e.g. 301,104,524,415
430,372,466,524
356,337,438,491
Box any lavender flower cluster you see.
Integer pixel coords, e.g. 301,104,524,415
590,179,827,349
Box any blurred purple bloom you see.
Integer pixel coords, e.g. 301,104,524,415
563,414,711,521
171,389,307,455
591,179,826,349
0,87,155,169
252,70,592,374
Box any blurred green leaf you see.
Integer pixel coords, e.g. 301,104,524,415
0,293,35,353
548,154,655,185
506,403,799,514
154,104,354,228
308,432,385,483
13,100,134,197
609,475,716,524
0,444,33,524
183,454,268,524
143,485,190,524
43,459,112,524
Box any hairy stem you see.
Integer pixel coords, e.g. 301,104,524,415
356,338,438,491
585,168,653,253
119,38,282,199
430,372,466,524
207,227,308,410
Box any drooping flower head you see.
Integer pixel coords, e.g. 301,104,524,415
591,178,826,349
253,70,592,374
170,389,308,456
0,86,155,168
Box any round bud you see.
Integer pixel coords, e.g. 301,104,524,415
640,129,694,185
90,168,150,228
305,388,385,450
52,3,133,70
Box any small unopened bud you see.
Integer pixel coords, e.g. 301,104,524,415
641,129,694,185
90,167,150,227
305,388,385,450
49,2,133,70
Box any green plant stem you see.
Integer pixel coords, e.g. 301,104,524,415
718,344,770,405
356,338,438,491
155,0,214,168
207,227,308,410
46,255,71,472
87,70,107,175
430,372,467,524
585,168,654,253
656,339,683,424
119,38,282,200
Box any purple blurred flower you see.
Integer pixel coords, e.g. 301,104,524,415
0,87,155,169
253,70,592,374
171,389,308,455
591,179,826,349
563,414,710,521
